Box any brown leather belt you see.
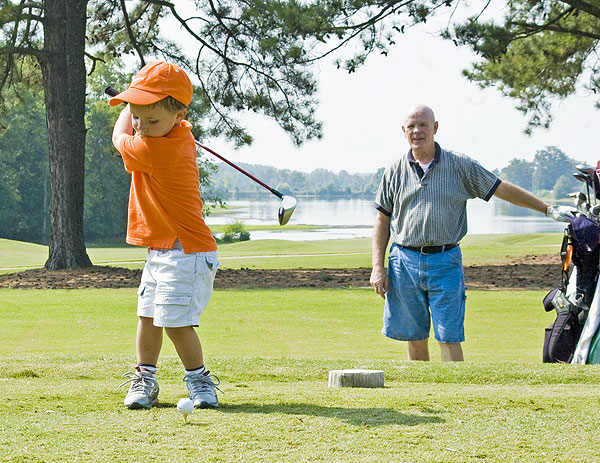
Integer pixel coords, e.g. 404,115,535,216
400,244,458,254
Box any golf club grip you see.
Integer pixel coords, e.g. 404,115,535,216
194,141,282,198
105,86,119,97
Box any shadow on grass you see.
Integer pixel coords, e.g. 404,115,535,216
218,402,444,427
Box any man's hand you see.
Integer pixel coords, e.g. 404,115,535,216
370,265,388,299
546,205,576,223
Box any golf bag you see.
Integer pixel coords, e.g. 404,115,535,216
542,216,599,363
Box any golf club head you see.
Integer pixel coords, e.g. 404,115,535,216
576,164,595,177
278,195,297,226
574,172,591,186
568,191,587,206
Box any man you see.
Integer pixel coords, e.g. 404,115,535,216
370,104,574,362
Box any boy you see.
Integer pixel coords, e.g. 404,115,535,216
110,61,221,409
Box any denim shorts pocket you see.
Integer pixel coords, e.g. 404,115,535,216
154,293,192,306
204,255,221,272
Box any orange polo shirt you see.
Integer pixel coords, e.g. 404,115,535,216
118,120,217,253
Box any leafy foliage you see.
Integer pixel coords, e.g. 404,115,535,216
448,0,600,132
0,89,48,243
218,220,251,243
499,145,580,195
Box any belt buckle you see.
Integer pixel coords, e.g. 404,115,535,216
420,245,431,254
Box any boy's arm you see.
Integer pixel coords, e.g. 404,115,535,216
112,105,133,151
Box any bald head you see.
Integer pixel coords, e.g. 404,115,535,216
402,104,438,161
404,105,435,126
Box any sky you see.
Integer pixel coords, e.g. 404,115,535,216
201,24,599,175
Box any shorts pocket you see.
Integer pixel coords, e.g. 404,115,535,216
205,255,221,272
137,284,147,296
154,293,192,306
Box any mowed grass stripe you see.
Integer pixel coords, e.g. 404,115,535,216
0,287,557,362
0,233,564,272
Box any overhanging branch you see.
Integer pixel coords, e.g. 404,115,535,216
119,0,146,66
561,0,600,20
0,45,44,59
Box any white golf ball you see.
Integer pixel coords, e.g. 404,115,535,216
177,398,194,415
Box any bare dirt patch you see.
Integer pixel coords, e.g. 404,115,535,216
0,254,562,291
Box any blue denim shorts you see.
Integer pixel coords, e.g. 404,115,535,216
382,243,466,343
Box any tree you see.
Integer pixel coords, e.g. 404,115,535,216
553,174,574,199
531,146,576,191
448,0,600,133
499,158,534,190
0,90,48,244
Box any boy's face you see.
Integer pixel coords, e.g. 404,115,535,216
129,103,186,138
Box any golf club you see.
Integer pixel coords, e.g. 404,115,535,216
576,164,598,204
574,172,592,203
568,191,589,216
105,86,296,225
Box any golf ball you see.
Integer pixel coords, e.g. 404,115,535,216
177,398,194,415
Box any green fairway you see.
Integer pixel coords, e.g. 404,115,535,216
2,287,600,461
0,288,558,362
2,234,594,462
0,233,564,272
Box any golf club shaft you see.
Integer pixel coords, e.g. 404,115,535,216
193,141,283,200
105,86,284,200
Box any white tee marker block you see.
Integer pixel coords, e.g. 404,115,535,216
328,369,384,388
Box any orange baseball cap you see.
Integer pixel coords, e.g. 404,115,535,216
109,61,193,107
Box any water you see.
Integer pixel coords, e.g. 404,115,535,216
204,197,567,240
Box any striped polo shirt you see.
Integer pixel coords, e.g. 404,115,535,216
375,143,501,247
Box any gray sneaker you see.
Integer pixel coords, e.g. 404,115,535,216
184,371,222,409
118,367,159,409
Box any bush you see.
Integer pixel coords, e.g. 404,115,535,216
220,220,251,243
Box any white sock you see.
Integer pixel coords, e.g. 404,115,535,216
138,364,157,375
185,365,206,376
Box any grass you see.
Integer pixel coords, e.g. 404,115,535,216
1,234,595,461
0,232,564,272
0,288,558,362
2,287,600,461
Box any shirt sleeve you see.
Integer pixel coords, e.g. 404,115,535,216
462,156,500,201
119,135,153,174
374,163,396,216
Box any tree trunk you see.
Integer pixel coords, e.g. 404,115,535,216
41,0,91,269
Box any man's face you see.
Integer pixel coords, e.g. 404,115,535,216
402,107,438,152
129,103,185,138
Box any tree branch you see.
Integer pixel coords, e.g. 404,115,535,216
0,45,44,59
561,0,600,20
84,52,106,75
119,0,146,66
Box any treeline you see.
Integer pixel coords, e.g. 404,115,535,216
203,163,384,199
496,146,586,200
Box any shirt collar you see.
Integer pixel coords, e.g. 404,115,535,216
407,142,441,164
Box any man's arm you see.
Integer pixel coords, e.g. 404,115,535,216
493,180,575,222
493,180,548,213
370,210,391,299
112,105,133,151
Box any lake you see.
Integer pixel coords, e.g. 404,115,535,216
204,198,567,240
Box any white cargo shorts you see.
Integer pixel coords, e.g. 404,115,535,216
137,248,220,328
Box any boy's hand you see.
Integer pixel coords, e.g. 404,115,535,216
112,105,133,151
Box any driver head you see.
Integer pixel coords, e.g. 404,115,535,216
278,196,297,226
